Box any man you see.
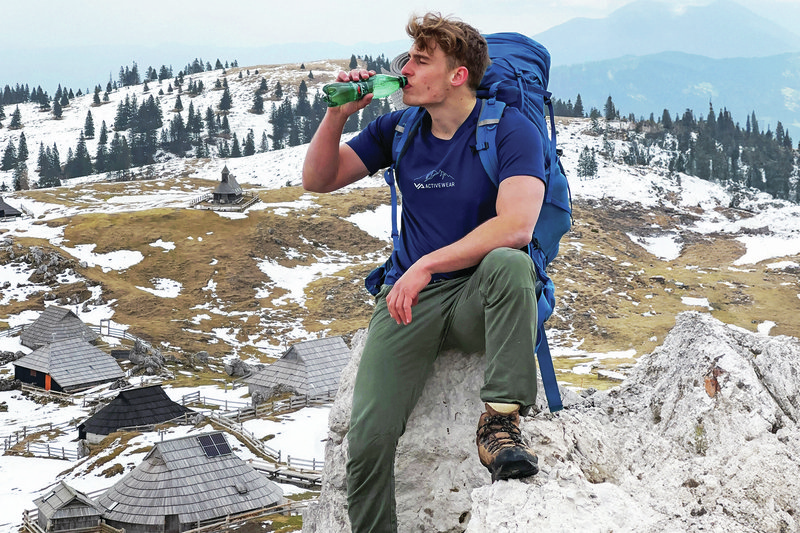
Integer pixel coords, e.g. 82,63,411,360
303,12,545,533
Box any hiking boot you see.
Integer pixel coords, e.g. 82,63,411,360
476,403,539,482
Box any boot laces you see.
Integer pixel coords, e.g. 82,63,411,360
478,414,523,455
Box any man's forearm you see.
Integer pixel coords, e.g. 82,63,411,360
302,110,349,193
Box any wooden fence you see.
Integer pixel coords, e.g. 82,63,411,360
182,390,335,473
0,324,24,338
181,500,308,533
21,509,124,533
191,192,261,212
2,419,79,460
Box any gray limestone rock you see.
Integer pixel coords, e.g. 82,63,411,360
304,312,800,533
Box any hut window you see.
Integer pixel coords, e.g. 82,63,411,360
30,369,37,377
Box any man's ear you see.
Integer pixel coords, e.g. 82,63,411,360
451,66,469,87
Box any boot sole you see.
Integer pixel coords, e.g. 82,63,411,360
490,459,539,482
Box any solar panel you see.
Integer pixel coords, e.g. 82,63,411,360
198,433,232,457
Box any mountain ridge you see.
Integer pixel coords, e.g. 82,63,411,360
549,50,800,139
534,0,800,66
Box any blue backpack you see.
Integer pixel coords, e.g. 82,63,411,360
368,33,572,412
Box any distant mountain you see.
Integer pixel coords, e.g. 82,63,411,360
549,51,800,139
535,0,800,66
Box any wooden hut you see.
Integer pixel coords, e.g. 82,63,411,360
78,385,194,443
20,306,99,350
34,480,103,532
0,196,22,218
245,336,350,399
13,337,124,393
212,165,243,204
96,431,283,533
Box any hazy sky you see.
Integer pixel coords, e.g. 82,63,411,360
2,0,798,90
0,0,735,49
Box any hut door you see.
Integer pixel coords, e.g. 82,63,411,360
165,514,179,533
45,375,51,391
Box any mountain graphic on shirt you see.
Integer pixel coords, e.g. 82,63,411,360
413,169,456,190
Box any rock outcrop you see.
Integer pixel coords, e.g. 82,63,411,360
303,312,800,532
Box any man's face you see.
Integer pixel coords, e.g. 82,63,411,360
400,41,459,108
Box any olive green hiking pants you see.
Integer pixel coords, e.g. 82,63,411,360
346,247,539,533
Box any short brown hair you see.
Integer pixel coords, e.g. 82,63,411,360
406,12,489,91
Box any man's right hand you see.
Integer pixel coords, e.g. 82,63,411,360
330,69,377,117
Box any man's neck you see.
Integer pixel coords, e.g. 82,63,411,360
427,94,477,140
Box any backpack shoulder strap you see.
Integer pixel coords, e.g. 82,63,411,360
391,106,426,169
474,98,505,187
475,97,564,413
384,106,426,250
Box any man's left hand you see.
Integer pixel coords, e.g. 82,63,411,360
385,264,431,325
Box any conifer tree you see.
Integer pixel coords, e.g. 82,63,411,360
573,94,584,117
243,129,255,156
187,101,204,140
84,111,95,138
17,132,28,163
274,81,283,99
230,133,242,157
296,80,311,117
108,133,131,171
661,109,673,130
13,162,29,191
577,146,598,179
52,99,63,119
260,131,269,152
96,121,109,172
9,106,22,129
37,142,47,173
67,132,93,178
205,106,218,136
349,54,358,69
219,87,232,112
604,96,616,121
168,113,189,155
1,141,16,171
217,138,230,158
252,92,264,114
174,94,183,112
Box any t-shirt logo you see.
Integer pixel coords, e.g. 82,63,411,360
413,169,456,190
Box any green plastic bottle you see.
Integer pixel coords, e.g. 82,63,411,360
322,74,408,107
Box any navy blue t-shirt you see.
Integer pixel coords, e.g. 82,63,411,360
347,100,545,285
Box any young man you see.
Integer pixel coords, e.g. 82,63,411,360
303,13,545,533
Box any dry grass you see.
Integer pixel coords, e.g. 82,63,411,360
3,177,798,391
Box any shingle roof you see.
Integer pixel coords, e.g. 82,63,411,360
0,196,22,217
20,306,99,349
78,385,194,436
34,481,103,521
245,336,351,396
14,337,124,390
96,431,283,526
214,167,242,195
